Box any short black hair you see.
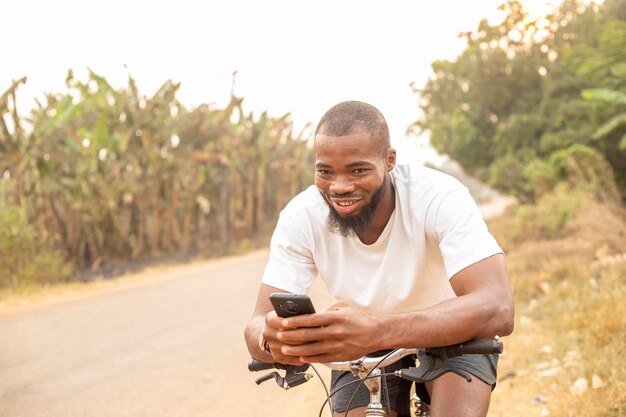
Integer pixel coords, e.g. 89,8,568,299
315,101,390,155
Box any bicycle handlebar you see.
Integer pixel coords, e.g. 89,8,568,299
248,360,310,373
323,338,503,372
248,338,503,388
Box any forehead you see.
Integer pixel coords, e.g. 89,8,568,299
314,132,381,165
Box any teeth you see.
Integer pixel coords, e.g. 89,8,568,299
337,201,355,206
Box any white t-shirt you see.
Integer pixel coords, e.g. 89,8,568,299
261,164,503,314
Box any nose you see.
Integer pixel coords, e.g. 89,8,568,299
329,175,355,195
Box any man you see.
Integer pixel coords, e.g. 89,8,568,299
244,101,514,416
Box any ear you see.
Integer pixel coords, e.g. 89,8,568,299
385,148,397,172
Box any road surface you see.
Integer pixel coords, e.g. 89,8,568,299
0,250,337,417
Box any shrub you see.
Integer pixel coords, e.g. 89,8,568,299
0,205,72,289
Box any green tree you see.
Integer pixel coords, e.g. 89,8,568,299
579,22,626,174
413,0,626,201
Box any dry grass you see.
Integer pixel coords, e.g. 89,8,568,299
487,188,626,417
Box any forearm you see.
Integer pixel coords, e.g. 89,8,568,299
376,291,514,350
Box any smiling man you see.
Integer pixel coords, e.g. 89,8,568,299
244,101,515,417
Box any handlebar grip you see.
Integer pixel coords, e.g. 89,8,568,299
248,359,277,372
429,339,503,359
248,358,311,373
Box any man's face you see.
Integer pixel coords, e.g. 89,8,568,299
314,130,395,236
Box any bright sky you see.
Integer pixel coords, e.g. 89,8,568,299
2,0,558,164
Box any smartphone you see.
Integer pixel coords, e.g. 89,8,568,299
269,293,316,318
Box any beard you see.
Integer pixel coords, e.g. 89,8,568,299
320,175,388,237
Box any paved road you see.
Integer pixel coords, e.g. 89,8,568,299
0,250,336,417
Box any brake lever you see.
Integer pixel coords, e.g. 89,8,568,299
255,372,282,386
254,366,313,389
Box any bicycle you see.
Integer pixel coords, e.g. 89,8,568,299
248,337,504,417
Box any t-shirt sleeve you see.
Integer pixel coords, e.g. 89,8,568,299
261,209,318,294
432,187,503,279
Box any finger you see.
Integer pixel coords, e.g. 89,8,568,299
267,342,306,365
280,340,339,357
277,327,324,343
263,327,280,343
272,354,305,366
265,311,282,328
281,310,340,328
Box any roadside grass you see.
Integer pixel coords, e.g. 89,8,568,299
488,188,626,417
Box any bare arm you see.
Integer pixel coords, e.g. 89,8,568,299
275,254,514,363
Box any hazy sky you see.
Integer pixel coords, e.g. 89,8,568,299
2,0,557,164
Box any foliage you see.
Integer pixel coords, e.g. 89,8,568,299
413,0,626,201
487,186,626,417
499,183,586,242
0,204,71,288
0,70,313,287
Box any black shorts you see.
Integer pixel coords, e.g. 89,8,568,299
329,353,498,416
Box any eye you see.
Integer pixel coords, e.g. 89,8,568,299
353,168,368,174
317,169,332,176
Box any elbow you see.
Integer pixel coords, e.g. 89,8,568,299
479,296,514,339
495,298,515,337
